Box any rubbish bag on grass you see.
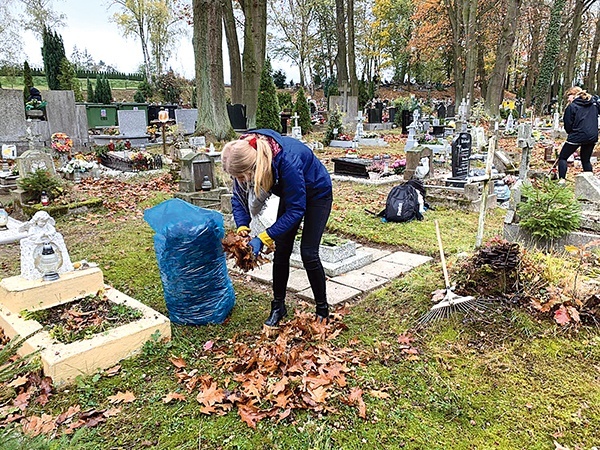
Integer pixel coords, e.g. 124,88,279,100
144,198,235,325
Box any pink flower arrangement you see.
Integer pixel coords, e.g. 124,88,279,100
51,132,73,154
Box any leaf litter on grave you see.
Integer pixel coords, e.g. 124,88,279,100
167,307,386,427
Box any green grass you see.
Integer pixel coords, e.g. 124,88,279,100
1,172,599,449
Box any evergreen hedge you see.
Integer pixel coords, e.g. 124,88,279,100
293,87,312,134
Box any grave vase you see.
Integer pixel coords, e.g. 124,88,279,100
368,171,381,180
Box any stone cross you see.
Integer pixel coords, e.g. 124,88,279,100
291,113,300,128
517,123,534,180
339,81,350,112
290,113,302,140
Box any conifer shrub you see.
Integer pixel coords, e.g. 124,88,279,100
518,178,581,240
256,58,281,132
293,87,312,134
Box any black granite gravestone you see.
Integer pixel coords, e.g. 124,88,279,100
227,104,247,130
450,132,472,179
388,107,397,123
332,157,371,178
401,110,412,134
368,108,382,124
436,104,446,119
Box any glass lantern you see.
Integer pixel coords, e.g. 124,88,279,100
34,242,63,281
0,203,8,230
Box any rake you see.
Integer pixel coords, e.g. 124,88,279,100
418,220,483,325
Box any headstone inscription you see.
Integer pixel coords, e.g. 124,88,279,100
17,149,56,177
451,132,472,179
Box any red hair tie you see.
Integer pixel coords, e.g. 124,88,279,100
247,135,257,149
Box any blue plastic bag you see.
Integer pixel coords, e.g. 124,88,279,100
144,198,235,325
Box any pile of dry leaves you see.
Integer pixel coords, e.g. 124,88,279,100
165,307,419,428
222,231,272,272
456,239,600,327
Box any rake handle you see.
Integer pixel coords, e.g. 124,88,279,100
435,220,451,290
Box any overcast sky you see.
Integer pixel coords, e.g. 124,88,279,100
21,0,299,83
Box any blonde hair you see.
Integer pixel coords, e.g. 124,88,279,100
221,136,273,196
565,86,592,101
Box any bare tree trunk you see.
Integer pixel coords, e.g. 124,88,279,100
347,0,358,95
462,0,479,105
242,0,267,129
524,12,542,106
335,0,348,89
485,0,522,115
222,0,243,104
193,0,233,140
591,15,600,91
563,0,585,89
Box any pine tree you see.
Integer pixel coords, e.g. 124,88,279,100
42,27,66,90
255,58,282,132
23,61,34,103
94,75,104,103
104,76,113,103
58,58,84,101
86,78,95,102
293,87,312,134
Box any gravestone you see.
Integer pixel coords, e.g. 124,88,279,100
227,104,247,130
175,109,198,135
189,136,206,150
404,146,433,180
0,90,27,150
17,149,56,176
405,123,417,152
388,107,397,123
19,211,73,280
355,111,364,139
506,111,515,132
436,103,446,119
291,113,302,140
447,104,455,118
118,110,147,137
332,157,371,178
451,132,472,179
75,105,89,148
44,91,84,147
367,108,381,123
401,110,412,134
179,152,215,193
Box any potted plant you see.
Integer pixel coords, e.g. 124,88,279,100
366,160,385,180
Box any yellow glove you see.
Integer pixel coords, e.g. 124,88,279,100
236,226,251,237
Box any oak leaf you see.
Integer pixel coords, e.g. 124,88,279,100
196,382,225,407
163,392,187,403
238,404,264,429
169,356,187,369
7,376,29,389
107,391,136,404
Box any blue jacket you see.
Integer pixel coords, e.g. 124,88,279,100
563,96,600,144
232,129,332,240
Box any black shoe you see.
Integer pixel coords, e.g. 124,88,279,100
264,301,287,327
315,304,329,322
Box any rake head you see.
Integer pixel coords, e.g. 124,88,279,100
417,290,486,326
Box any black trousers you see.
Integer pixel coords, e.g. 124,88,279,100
558,141,596,179
272,192,333,307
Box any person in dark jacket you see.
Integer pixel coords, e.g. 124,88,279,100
28,87,43,102
558,87,600,184
222,129,333,331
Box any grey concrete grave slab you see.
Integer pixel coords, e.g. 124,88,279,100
0,217,27,244
286,269,311,292
45,91,79,143
361,259,413,279
245,262,273,284
290,250,373,277
297,280,361,306
381,251,433,268
360,246,392,261
331,269,389,292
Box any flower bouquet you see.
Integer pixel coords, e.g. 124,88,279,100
25,99,47,111
58,155,97,175
51,132,73,156
390,158,406,175
129,151,155,171
417,134,446,146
